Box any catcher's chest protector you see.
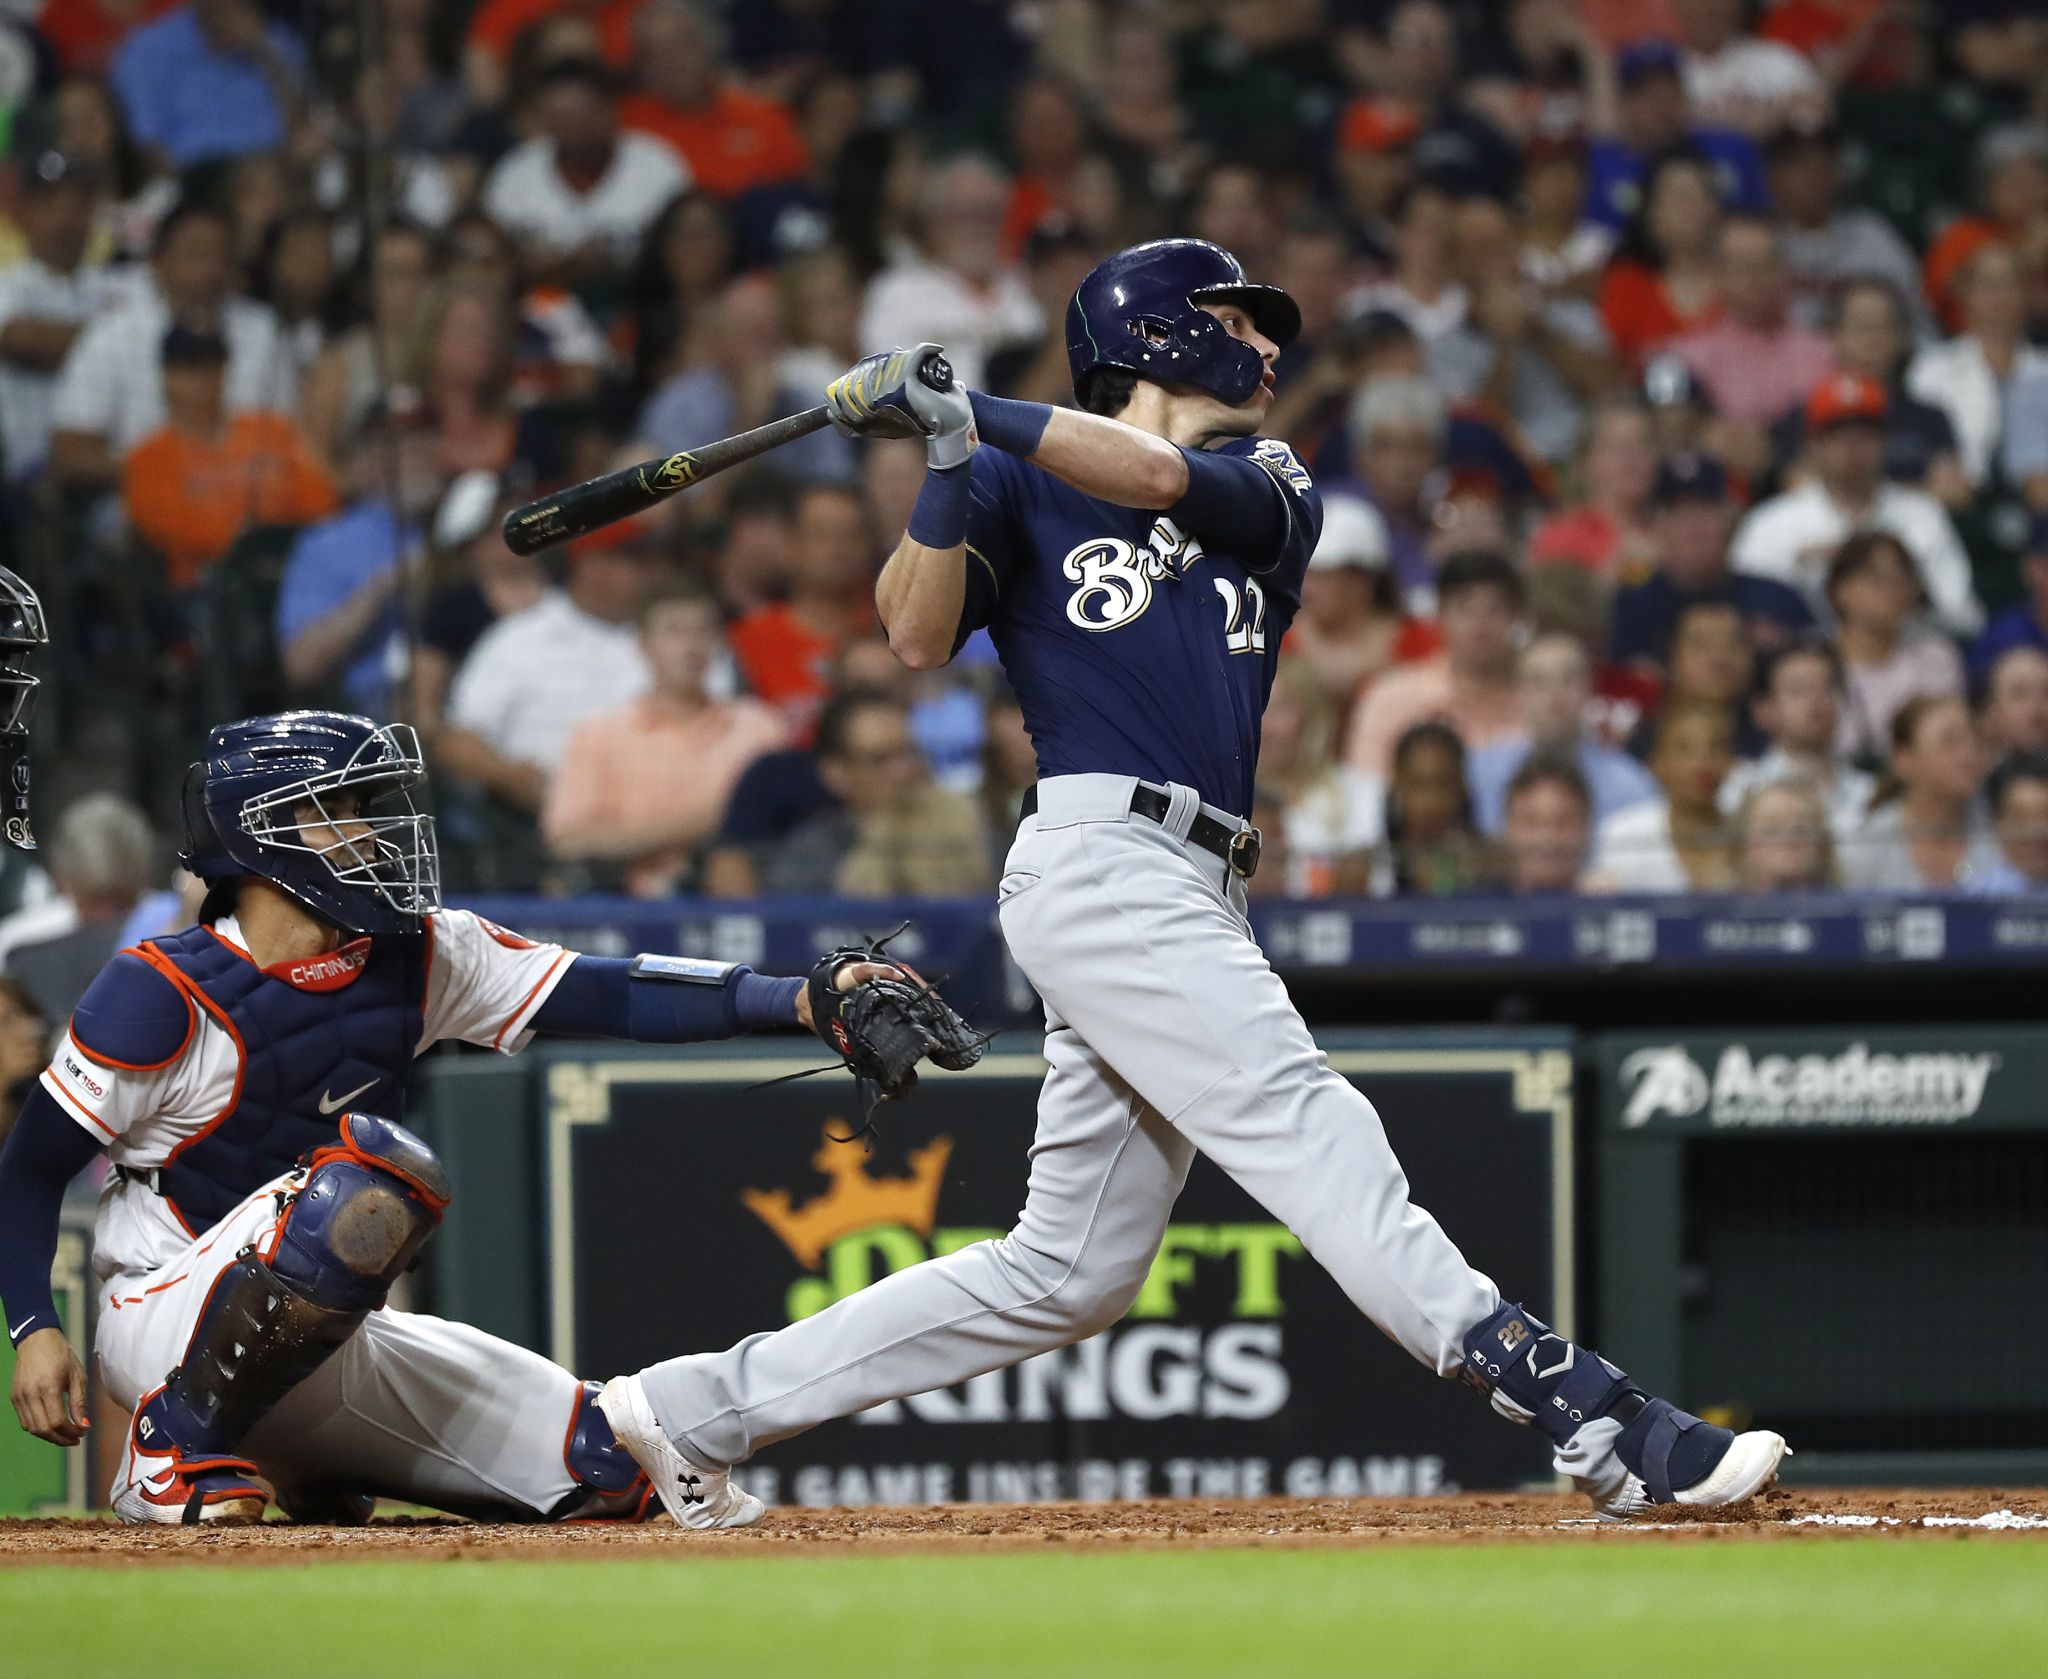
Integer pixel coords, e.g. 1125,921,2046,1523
145,926,427,1232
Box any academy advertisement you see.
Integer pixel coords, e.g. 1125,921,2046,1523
1599,1028,2048,1135
546,1036,1568,1507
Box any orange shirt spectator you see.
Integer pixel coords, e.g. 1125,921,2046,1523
617,0,807,201
122,325,335,590
728,601,874,723
1597,260,1722,373
467,0,641,72
37,0,178,73
728,482,880,735
543,582,787,896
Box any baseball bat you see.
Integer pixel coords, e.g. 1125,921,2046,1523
501,352,956,556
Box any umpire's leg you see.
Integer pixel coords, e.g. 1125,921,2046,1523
634,1005,1194,1468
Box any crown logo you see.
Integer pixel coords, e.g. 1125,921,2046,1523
743,1126,953,1270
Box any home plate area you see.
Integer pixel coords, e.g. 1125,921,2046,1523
3,1488,2045,1563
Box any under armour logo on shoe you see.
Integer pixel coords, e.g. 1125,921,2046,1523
677,1472,705,1506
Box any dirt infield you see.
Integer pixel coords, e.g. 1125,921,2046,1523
4,1487,2044,1565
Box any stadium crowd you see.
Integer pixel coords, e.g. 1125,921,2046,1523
0,0,2046,967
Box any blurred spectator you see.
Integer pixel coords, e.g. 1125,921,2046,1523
619,2,806,202
1905,243,2048,496
729,481,878,735
1339,374,1448,609
1353,182,1466,349
1967,754,2048,894
1733,777,1837,891
0,150,133,484
463,0,640,105
1784,278,1965,507
49,198,294,487
1921,126,2048,333
1516,136,1616,298
543,579,785,896
1582,40,1768,234
978,685,1037,840
1348,551,1526,779
1824,532,1964,764
983,219,1098,406
0,793,155,1003
1381,721,1490,897
110,0,306,170
415,484,551,740
1672,0,1826,135
1373,0,1516,198
1500,752,1594,893
1765,125,1923,332
730,71,864,268
1978,645,2048,762
1611,451,1814,667
0,976,48,1148
123,325,337,592
1627,598,1763,758
439,540,657,815
707,470,797,616
627,190,738,392
1284,495,1436,712
273,399,447,715
858,153,1039,391
1468,634,1660,834
1970,517,2048,682
254,209,342,381
1720,641,1876,839
1732,374,1980,637
1527,397,1659,579
1590,701,1739,890
1671,214,1833,427
1437,194,1619,465
996,76,1094,261
1841,693,1996,890
1332,95,1420,265
1596,149,1727,371
481,59,691,278
1258,658,1383,897
702,741,830,898
760,688,993,897
410,280,520,478
302,221,441,464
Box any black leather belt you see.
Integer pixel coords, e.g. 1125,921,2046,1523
114,1164,165,1195
1020,784,1262,880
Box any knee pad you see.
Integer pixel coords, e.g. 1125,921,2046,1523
1460,1302,1634,1447
276,1113,449,1313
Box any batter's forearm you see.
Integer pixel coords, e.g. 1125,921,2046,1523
876,535,968,671
979,399,1189,510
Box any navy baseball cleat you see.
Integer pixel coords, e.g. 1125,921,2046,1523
1463,1304,1789,1521
112,1386,268,1526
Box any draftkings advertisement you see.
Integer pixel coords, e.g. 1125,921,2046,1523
548,1036,1568,1508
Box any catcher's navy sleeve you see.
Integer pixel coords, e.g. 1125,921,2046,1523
0,1084,100,1346
531,956,802,1040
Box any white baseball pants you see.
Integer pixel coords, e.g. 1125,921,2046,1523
638,773,1505,1467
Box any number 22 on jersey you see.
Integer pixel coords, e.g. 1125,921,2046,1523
1212,577,1267,655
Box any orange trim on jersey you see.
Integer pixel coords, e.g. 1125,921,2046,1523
493,950,571,1051
137,944,250,1239
44,1071,120,1140
68,946,198,1071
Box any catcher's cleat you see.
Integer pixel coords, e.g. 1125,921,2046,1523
112,1388,268,1526
593,1375,765,1532
275,1483,377,1525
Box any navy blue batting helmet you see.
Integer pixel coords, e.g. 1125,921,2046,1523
179,711,439,937
1065,238,1301,407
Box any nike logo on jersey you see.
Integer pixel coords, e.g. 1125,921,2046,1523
6,1314,35,1340
318,1079,381,1116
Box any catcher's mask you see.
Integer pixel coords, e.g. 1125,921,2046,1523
0,567,48,852
179,711,440,936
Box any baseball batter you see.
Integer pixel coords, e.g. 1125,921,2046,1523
0,710,898,1524
598,240,1789,1526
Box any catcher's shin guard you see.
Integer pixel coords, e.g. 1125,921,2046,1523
142,1115,449,1497
547,1380,657,1521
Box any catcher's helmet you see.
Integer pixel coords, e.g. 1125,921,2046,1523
0,567,47,852
1065,238,1301,407
179,711,440,936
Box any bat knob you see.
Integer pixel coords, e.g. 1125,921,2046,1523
918,353,955,394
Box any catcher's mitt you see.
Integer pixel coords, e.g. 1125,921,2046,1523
807,931,989,1130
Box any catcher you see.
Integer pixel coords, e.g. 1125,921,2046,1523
0,705,979,1525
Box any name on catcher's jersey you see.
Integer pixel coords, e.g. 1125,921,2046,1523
957,437,1319,817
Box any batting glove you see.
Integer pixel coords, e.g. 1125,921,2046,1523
826,343,977,470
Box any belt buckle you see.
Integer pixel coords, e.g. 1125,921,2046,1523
1228,824,1262,880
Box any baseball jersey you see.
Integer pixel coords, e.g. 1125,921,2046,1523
44,908,570,1282
958,436,1321,817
